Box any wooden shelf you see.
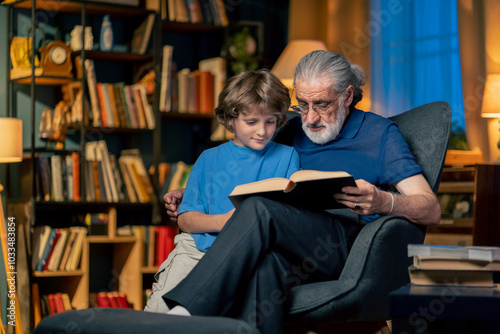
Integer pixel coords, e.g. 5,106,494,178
74,50,153,62
161,112,214,120
33,270,85,277
68,125,154,135
438,181,475,193
5,0,152,17
162,21,225,33
12,76,74,86
87,235,136,243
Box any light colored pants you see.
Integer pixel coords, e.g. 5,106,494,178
144,233,204,313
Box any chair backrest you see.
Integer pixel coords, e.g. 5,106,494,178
389,101,451,193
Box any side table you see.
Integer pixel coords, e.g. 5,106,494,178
390,284,500,334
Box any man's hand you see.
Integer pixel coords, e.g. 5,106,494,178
334,179,390,215
163,189,185,223
334,175,441,226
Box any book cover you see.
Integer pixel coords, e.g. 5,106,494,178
72,152,81,202
177,68,191,113
136,84,155,129
131,13,155,55
124,85,139,128
54,292,66,313
113,84,128,127
199,71,214,114
96,292,111,308
59,228,77,271
408,265,495,287
65,155,74,201
408,244,500,262
47,228,69,271
36,228,57,272
413,256,500,271
101,83,116,127
48,294,57,315
66,227,86,271
96,82,108,127
118,156,139,203
107,83,121,127
84,59,102,127
31,225,51,271
43,228,61,271
38,156,52,201
199,57,226,106
50,155,64,201
132,85,148,128
61,293,72,311
229,170,356,210
116,82,131,127
160,45,174,112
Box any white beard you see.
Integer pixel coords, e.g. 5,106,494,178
302,99,348,145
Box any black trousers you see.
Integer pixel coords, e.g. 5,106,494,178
164,197,362,334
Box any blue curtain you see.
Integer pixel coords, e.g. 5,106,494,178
370,0,465,131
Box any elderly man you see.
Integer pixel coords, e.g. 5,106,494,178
162,51,440,333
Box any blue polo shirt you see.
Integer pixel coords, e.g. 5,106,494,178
277,108,422,220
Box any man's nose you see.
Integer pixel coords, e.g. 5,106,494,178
305,108,321,124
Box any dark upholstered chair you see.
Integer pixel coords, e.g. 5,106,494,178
34,101,451,334
285,101,451,331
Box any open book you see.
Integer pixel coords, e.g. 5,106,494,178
228,170,356,210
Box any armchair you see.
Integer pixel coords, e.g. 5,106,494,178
285,101,451,331
34,101,451,334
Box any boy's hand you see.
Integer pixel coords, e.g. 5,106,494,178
163,189,185,223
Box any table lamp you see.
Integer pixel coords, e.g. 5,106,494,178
481,74,500,149
271,39,328,103
0,117,23,333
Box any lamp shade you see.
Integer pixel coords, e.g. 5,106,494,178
0,118,23,163
481,74,500,118
271,39,328,88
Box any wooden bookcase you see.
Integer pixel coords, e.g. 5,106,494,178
425,163,500,247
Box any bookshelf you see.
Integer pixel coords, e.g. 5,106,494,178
2,0,164,327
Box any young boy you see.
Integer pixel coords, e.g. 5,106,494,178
144,69,300,313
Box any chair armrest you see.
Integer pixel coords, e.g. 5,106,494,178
288,216,426,321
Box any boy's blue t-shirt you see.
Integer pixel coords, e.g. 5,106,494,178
178,140,300,251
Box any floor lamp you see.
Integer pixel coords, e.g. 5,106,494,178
0,117,23,334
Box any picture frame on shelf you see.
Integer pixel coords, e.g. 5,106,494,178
224,21,263,76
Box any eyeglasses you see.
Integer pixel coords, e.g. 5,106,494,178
290,87,348,115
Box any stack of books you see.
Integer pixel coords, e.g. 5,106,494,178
407,244,500,287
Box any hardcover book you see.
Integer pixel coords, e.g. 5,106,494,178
229,170,356,210
408,244,500,262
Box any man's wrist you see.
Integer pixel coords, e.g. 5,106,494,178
387,192,395,215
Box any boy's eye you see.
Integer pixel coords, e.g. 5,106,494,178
245,121,256,125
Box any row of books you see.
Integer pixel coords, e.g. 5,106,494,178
160,49,226,114
407,244,500,287
32,226,87,272
150,0,228,26
132,225,177,267
89,291,134,309
155,161,193,200
36,152,81,202
85,59,155,129
38,292,73,318
35,143,154,204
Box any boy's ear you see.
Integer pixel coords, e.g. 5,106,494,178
227,119,235,133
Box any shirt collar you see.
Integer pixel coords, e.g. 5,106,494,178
338,107,364,139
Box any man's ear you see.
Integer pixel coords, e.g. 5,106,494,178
343,85,354,109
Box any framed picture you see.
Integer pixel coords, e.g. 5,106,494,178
224,21,264,75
